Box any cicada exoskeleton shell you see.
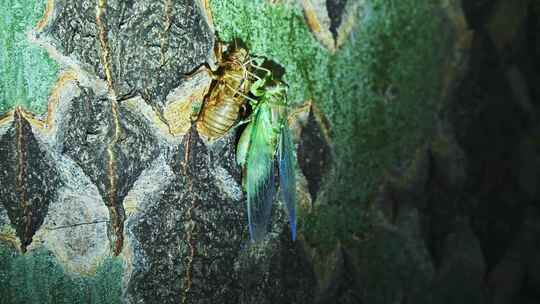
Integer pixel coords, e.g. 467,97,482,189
196,45,252,140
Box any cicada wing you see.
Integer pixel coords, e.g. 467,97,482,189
245,104,278,242
278,123,297,241
247,158,276,242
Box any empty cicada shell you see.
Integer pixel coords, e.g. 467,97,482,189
196,44,253,141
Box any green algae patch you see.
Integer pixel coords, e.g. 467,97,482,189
210,0,446,249
0,244,123,304
0,0,58,115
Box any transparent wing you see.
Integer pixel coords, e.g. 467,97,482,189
278,123,297,240
245,104,278,242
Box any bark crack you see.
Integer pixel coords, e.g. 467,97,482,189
182,131,196,304
96,0,125,256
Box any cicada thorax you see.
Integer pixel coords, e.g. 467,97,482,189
196,47,252,140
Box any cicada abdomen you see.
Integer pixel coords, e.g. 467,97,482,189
196,47,252,140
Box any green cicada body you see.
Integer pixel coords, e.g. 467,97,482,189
236,75,297,242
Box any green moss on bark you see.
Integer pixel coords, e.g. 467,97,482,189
0,244,123,304
0,0,58,115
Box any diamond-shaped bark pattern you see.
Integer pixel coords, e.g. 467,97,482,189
127,129,246,303
42,0,213,111
0,109,61,252
61,86,159,253
62,88,111,196
298,108,333,202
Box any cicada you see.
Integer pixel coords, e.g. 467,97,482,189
196,44,253,140
236,70,297,242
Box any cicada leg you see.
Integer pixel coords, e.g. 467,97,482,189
223,83,258,104
182,39,225,83
231,117,252,131
246,58,272,80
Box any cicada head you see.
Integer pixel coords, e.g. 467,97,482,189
249,76,289,125
226,47,250,68
265,81,288,106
